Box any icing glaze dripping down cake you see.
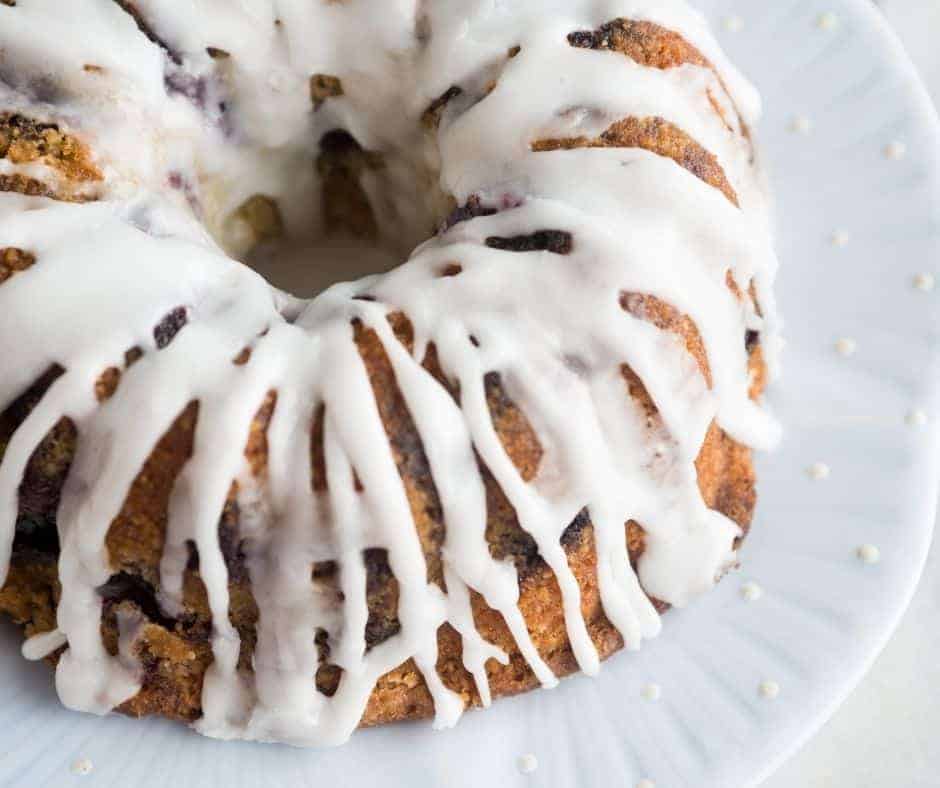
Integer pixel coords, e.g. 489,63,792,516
0,0,780,746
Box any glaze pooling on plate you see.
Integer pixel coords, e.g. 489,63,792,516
0,0,779,746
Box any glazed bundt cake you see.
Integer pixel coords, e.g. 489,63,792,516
0,0,780,746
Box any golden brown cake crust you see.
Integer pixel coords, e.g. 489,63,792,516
0,113,102,202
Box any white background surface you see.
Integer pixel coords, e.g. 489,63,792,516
765,2,940,786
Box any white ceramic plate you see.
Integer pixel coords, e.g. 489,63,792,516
1,1,938,786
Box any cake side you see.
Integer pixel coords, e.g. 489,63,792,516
0,306,765,727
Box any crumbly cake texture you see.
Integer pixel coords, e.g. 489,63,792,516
0,1,779,744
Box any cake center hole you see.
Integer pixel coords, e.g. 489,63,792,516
245,226,401,300
220,129,440,299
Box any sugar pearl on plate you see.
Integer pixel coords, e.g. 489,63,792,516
789,115,812,134
835,337,857,357
856,544,881,565
759,680,780,700
884,141,907,160
517,754,538,775
817,12,839,30
831,229,850,247
70,759,94,776
741,581,763,601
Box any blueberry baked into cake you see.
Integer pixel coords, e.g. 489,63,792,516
0,0,779,745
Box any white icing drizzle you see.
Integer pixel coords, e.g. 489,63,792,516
22,628,67,661
0,0,780,745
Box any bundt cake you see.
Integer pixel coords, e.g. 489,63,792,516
0,0,780,746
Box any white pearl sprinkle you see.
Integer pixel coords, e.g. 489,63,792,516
741,581,763,601
817,12,839,30
723,15,744,33
857,544,881,564
517,754,539,775
807,462,830,481
759,680,780,699
884,141,907,160
835,337,857,357
913,272,935,292
830,229,850,247
637,780,657,788
70,759,94,777
789,115,812,135
906,409,929,427
641,683,662,702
